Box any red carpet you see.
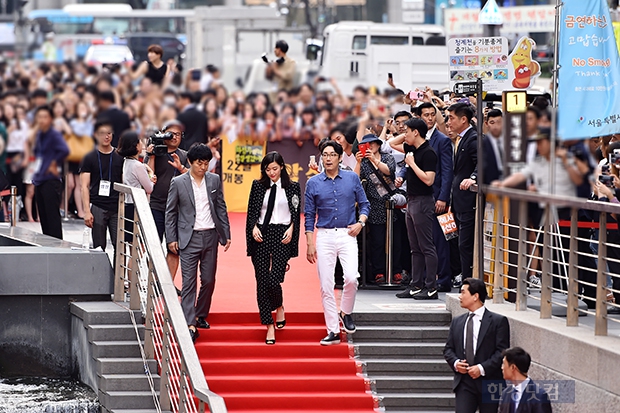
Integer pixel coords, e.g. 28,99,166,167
192,213,377,412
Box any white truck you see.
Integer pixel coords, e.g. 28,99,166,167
318,21,450,95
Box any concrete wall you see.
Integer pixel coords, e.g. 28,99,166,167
0,228,113,378
445,294,620,413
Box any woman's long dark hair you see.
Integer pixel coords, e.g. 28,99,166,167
117,130,140,158
259,151,291,189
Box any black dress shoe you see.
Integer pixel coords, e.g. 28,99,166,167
189,328,200,343
339,313,356,334
320,332,340,345
196,317,210,329
437,284,452,293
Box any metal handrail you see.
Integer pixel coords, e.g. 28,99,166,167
112,183,227,413
478,184,620,337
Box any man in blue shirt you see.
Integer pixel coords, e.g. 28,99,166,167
305,140,370,345
32,105,69,239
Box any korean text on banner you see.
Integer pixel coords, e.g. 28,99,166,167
558,0,620,140
221,134,264,212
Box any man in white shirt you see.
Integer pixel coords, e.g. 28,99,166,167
166,144,231,343
498,347,553,413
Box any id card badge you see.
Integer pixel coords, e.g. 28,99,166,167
99,180,111,197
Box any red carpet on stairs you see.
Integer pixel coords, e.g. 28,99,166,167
190,213,377,412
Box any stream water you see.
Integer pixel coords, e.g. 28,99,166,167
0,378,99,412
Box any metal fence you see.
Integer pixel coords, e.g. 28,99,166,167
479,185,620,336
113,183,227,413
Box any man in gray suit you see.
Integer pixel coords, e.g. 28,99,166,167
165,144,231,342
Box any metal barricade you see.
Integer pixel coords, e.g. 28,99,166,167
479,185,620,336
113,183,227,413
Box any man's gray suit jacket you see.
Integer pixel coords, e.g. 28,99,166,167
165,172,231,250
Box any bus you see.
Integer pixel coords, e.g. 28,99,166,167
318,21,449,95
28,3,191,61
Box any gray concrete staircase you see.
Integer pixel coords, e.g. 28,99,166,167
350,311,455,412
70,301,165,413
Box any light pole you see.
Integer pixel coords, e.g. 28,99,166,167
13,0,28,61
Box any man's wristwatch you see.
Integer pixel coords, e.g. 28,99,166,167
358,220,366,227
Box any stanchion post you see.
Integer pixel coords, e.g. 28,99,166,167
384,198,395,286
63,162,69,221
10,186,18,226
360,179,368,288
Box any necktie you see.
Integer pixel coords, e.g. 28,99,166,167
509,387,518,413
465,312,475,366
263,184,277,226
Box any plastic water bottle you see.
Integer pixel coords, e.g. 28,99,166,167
82,227,91,249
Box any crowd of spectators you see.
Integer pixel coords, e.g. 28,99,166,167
0,40,616,300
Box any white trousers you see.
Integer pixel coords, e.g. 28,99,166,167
316,228,359,334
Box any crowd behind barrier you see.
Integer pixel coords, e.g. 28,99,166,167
2,36,620,413
0,41,618,299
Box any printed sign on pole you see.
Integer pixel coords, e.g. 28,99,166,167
558,0,620,140
448,37,510,92
507,36,541,90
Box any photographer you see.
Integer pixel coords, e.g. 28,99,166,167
593,172,620,307
145,119,189,275
491,129,582,222
265,40,296,92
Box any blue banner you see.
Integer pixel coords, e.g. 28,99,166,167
558,0,620,140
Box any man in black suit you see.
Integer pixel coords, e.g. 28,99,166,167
443,277,510,413
498,347,553,413
96,90,131,148
177,91,208,151
446,103,479,279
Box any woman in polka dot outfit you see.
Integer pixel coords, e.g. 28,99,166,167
246,151,301,345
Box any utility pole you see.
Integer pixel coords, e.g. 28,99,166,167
13,0,28,61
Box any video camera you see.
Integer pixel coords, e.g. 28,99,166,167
609,149,620,166
599,174,615,187
148,130,174,156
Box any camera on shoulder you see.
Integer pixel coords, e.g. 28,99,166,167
148,130,174,156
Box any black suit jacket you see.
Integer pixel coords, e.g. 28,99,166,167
97,108,131,148
178,107,208,151
451,126,478,213
443,307,510,391
482,134,501,185
428,128,453,203
497,380,553,413
245,179,301,259
451,128,501,212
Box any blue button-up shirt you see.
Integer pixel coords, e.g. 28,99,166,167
304,169,370,232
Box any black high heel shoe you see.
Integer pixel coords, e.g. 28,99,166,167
265,325,276,345
275,306,286,329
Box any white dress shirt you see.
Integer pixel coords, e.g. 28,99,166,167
454,306,487,376
190,174,216,230
259,179,291,225
426,125,437,141
511,377,531,409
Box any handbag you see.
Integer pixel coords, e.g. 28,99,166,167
366,161,407,207
65,134,94,163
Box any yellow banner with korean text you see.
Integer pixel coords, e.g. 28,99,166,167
221,134,265,213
